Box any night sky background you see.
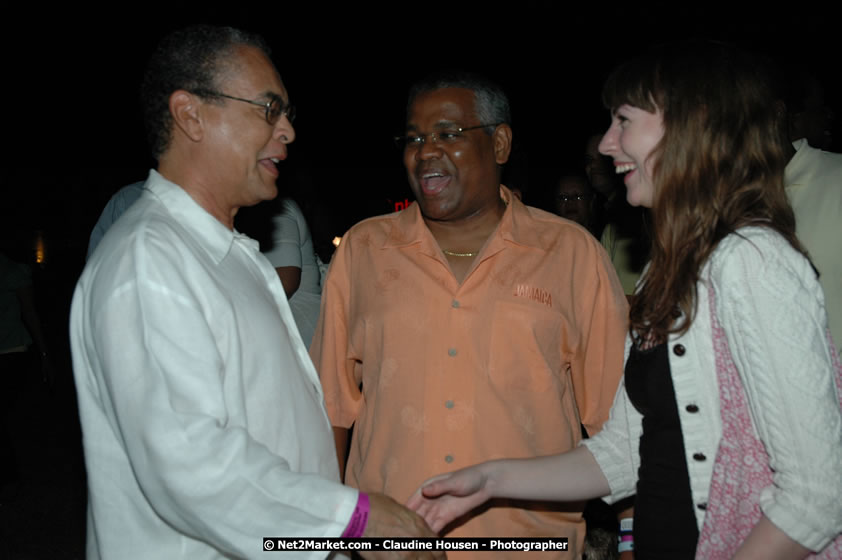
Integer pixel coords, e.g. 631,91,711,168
5,7,840,262
3,7,840,347
2,3,839,356
0,6,840,557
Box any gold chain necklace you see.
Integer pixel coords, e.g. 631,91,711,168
442,249,478,257
440,195,507,259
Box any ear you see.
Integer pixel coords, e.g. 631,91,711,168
169,90,204,143
493,124,512,165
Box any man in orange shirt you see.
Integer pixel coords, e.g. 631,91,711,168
311,73,628,558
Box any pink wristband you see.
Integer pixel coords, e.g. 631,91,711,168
341,492,370,538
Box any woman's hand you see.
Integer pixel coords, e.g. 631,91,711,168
406,466,493,533
406,449,611,532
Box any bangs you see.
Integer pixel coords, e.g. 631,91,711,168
602,54,662,113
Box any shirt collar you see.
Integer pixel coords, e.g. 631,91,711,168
383,185,547,253
499,186,547,251
145,169,248,265
785,138,811,188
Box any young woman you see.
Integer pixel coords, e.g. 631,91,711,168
407,42,842,559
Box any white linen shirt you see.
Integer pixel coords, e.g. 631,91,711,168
582,227,842,552
71,170,356,560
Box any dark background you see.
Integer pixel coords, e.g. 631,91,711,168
4,6,840,261
0,6,839,558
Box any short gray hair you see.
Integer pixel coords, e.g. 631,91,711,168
407,71,510,134
140,25,272,159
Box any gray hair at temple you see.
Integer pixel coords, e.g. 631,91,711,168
407,71,511,135
140,25,272,159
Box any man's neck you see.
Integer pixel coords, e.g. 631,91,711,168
158,159,238,230
424,195,508,256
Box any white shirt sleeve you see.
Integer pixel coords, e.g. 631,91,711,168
263,199,305,269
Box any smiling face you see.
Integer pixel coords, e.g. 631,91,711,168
201,45,296,210
403,87,510,223
598,104,664,208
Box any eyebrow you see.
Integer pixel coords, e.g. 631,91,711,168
261,91,286,103
405,120,461,131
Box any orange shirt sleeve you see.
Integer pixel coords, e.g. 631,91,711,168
570,240,629,436
310,231,361,429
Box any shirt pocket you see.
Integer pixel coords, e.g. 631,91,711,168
487,299,565,392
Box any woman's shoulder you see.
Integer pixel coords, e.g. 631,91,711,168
710,227,804,269
714,225,791,253
707,226,819,299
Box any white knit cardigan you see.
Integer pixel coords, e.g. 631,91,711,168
582,227,842,552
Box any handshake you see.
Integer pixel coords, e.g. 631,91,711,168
359,466,492,560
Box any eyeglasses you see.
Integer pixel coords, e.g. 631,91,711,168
394,123,503,150
556,193,593,202
193,89,295,125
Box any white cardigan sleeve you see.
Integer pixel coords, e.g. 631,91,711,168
712,229,842,551
580,337,643,503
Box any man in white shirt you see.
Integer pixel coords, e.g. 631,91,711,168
70,25,439,560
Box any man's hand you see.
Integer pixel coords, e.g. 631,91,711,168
358,493,445,560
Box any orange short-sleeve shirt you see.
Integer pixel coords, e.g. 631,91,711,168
312,189,628,558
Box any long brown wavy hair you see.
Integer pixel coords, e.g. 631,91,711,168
602,41,807,344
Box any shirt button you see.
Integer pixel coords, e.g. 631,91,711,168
697,502,707,511
448,348,458,357
673,344,686,356
445,455,454,464
445,400,454,409
685,404,700,413
451,300,460,308
693,453,707,462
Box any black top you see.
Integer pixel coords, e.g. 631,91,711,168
624,342,699,559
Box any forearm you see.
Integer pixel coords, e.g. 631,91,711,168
616,499,635,558
485,446,610,502
275,266,301,299
733,515,810,560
